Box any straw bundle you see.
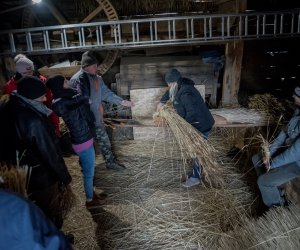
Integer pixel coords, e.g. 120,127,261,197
217,204,300,249
158,107,225,187
0,163,29,196
248,94,285,123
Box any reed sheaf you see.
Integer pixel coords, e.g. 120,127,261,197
158,107,225,187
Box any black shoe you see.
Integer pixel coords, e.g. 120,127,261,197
106,161,126,171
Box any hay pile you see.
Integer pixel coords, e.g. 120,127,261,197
0,163,29,196
218,204,300,249
248,94,285,123
91,134,253,249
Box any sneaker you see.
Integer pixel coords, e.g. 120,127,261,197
85,194,106,209
182,177,201,188
106,161,126,171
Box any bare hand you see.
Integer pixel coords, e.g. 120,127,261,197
156,103,165,112
121,100,134,107
263,160,271,172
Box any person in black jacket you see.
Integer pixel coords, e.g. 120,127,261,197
0,76,72,229
46,75,106,209
158,68,215,188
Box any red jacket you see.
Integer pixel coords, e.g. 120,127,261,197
3,75,61,137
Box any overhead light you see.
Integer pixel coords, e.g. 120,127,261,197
32,0,42,3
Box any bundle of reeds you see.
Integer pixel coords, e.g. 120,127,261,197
217,204,300,249
0,162,29,197
158,107,225,187
248,93,285,123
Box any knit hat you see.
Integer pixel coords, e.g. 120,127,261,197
17,76,46,100
81,51,98,68
164,68,181,83
15,57,34,74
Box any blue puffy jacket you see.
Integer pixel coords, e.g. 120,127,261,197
0,190,72,250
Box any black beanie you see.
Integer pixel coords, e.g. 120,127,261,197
17,76,46,100
165,68,181,83
81,51,98,68
46,75,66,99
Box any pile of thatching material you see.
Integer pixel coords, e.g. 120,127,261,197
248,93,286,124
0,163,29,196
92,133,254,249
217,204,300,249
59,104,299,249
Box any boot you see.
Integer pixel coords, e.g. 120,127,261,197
106,161,126,171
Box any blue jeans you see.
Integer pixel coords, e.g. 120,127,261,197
78,145,95,200
257,162,300,207
190,131,209,179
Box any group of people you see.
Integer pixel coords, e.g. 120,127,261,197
0,51,134,247
0,49,300,248
158,69,300,209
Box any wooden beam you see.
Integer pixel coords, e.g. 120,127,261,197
221,41,244,106
43,0,68,25
81,5,103,23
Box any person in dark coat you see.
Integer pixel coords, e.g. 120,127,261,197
0,189,72,250
0,76,72,229
46,75,106,209
70,51,134,171
158,68,215,187
3,55,61,137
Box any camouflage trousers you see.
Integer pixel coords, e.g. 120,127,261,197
95,126,114,163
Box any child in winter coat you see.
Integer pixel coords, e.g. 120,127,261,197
46,75,106,209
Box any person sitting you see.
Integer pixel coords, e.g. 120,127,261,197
252,85,300,208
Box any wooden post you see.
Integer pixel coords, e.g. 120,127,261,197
222,41,244,107
221,0,246,107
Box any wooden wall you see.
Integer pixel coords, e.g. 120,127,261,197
117,56,218,106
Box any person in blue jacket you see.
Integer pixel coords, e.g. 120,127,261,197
158,68,215,188
0,189,72,250
252,85,300,208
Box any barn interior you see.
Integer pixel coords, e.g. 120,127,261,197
1,0,300,249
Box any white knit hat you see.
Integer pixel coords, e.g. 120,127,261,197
15,57,34,74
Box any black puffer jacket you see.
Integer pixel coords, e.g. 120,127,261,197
52,93,95,145
46,75,95,145
0,95,72,193
169,77,214,133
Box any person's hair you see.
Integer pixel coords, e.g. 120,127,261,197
169,82,178,102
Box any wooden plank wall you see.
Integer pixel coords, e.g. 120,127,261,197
130,85,205,139
118,56,218,106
